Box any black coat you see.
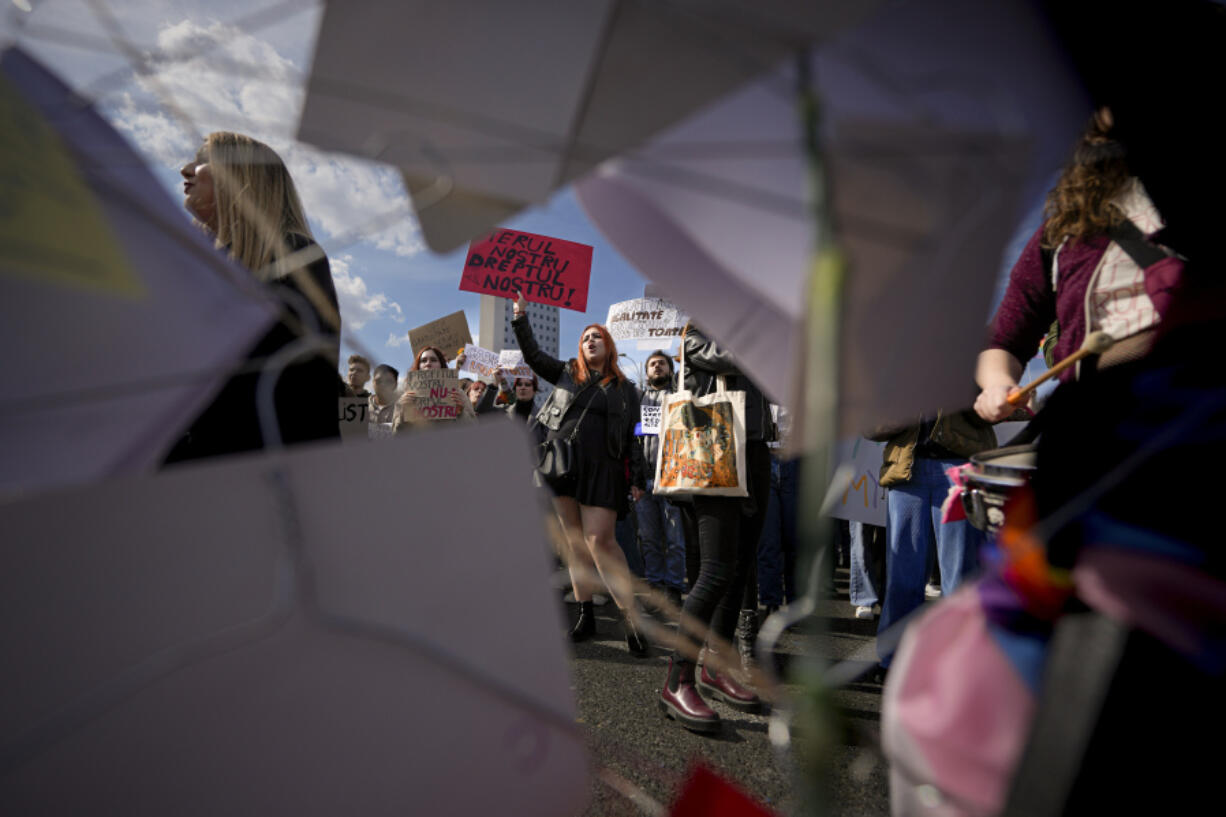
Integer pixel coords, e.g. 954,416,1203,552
682,325,776,443
513,314,647,489
164,235,340,463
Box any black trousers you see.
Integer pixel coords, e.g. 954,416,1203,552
673,441,772,660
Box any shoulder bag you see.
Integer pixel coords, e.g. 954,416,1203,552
653,332,748,498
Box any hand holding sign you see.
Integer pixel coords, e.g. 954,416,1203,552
512,289,527,318
394,370,475,429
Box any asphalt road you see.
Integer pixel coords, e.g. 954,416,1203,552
567,567,891,816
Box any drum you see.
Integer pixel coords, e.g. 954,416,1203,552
961,444,1037,536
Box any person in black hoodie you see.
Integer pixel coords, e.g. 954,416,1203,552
659,324,775,733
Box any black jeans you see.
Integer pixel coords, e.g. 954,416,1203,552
673,441,772,661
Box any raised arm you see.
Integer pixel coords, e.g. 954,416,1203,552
510,291,566,385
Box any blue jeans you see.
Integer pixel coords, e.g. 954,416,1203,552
877,457,984,665
849,521,885,607
616,513,644,578
635,484,686,590
757,455,799,607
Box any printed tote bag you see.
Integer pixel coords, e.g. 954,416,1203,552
653,338,748,498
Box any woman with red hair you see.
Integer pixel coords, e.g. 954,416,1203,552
511,292,649,655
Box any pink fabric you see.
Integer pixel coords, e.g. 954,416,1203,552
1142,255,1185,316
940,464,971,523
1074,546,1226,661
882,586,1035,816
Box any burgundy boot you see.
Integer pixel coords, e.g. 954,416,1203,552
698,652,762,714
659,658,721,734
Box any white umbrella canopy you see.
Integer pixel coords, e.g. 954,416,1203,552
576,0,1090,433
296,0,877,252
0,47,278,497
0,422,588,816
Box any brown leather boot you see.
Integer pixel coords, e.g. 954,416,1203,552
659,658,720,734
698,653,762,714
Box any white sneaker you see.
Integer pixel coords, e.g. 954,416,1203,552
854,605,874,620
925,583,943,600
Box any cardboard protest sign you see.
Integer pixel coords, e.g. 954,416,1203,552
639,405,663,435
605,297,688,342
458,344,501,383
404,369,475,421
460,228,592,312
407,311,472,362
498,349,534,382
338,397,370,440
825,438,888,526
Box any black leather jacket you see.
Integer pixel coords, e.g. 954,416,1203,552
513,315,647,489
682,325,776,444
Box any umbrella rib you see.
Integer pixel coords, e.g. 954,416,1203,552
552,0,623,190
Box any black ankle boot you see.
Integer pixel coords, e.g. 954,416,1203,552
570,600,596,642
624,612,649,657
736,608,759,669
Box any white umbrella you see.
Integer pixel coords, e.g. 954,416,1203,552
576,0,1090,430
0,422,588,816
297,0,877,252
0,47,277,497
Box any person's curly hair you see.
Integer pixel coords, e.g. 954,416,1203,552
1042,108,1131,249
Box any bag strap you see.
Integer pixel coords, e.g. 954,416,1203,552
1106,219,1179,269
677,325,688,388
562,380,597,443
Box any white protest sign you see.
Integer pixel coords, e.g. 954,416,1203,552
825,438,888,526
458,344,501,383
639,405,662,435
404,369,474,421
604,297,688,342
498,349,533,382
338,397,370,441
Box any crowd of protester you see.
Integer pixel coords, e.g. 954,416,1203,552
163,92,1224,811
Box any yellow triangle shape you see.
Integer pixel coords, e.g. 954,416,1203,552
0,75,144,298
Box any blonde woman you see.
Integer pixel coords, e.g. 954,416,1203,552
165,132,340,462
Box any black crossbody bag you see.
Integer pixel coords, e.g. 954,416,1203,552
536,383,596,489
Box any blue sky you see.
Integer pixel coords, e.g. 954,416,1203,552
3,0,664,380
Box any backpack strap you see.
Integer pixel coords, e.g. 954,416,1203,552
1106,220,1179,269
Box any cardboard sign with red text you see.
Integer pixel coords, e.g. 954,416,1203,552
460,228,592,312
404,369,474,422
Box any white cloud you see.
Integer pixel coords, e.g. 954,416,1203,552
386,332,410,348
329,254,403,330
108,18,423,257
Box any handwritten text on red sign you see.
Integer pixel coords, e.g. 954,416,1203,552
459,228,592,313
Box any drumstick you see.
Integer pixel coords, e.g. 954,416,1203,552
1006,330,1115,406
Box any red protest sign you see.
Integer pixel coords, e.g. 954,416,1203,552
459,228,592,313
